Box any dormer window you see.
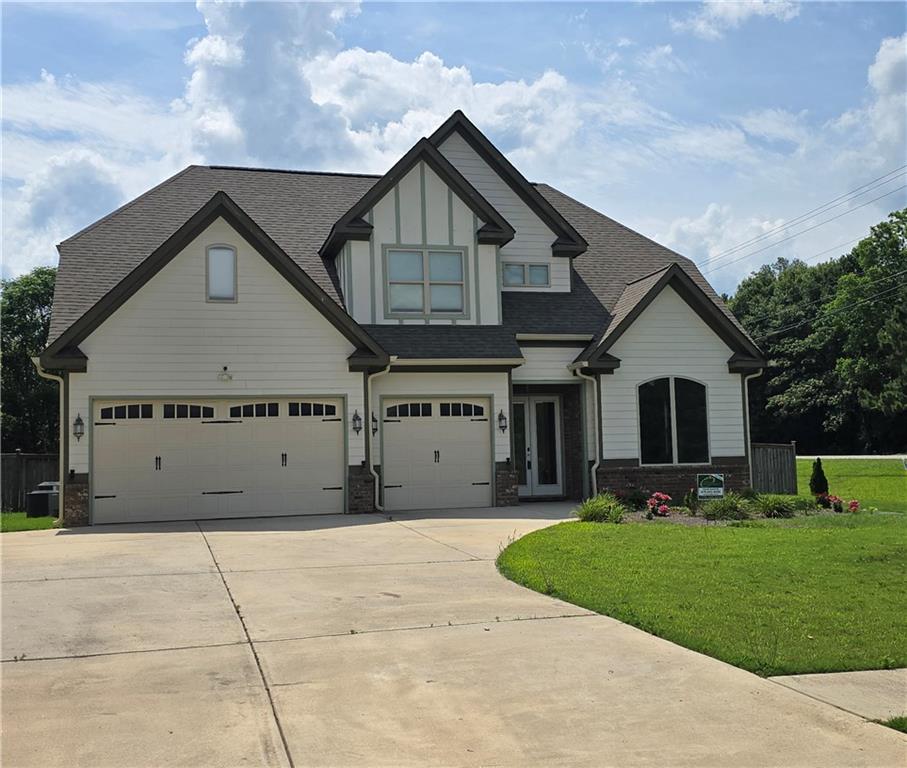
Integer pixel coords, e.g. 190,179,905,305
207,245,237,302
503,262,549,287
385,247,466,317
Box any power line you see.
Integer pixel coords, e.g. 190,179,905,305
801,237,862,262
755,280,906,341
702,184,907,276
697,165,907,268
745,268,907,326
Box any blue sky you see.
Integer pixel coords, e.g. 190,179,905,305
3,1,906,293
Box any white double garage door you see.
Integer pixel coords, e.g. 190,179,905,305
91,396,492,524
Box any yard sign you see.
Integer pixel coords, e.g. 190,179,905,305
697,473,725,499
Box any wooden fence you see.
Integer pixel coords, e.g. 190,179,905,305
750,442,797,494
2,452,59,511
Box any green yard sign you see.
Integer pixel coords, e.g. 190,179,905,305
697,473,725,499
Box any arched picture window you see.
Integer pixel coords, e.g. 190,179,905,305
638,377,709,465
207,245,237,301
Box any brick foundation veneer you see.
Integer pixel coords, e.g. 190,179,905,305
63,473,89,527
348,464,376,513
596,457,750,500
495,462,519,506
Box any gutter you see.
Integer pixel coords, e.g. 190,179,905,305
365,357,397,512
31,357,65,523
742,369,763,468
569,361,600,497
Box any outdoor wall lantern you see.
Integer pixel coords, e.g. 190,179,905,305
352,410,363,435
371,412,379,436
498,410,508,433
73,414,85,442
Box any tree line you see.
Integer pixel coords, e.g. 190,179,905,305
1,211,905,455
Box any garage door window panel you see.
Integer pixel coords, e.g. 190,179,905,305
98,404,154,421
164,403,216,419
229,402,281,418
288,402,337,417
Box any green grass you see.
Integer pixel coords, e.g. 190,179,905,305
497,514,907,676
877,716,907,733
1,512,57,533
797,458,907,513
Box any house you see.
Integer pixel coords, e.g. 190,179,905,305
40,111,765,526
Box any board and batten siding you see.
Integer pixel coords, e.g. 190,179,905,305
347,161,500,326
67,217,366,473
438,131,569,293
370,371,510,464
600,286,745,461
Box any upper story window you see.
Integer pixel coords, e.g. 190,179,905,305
386,248,466,317
638,377,709,465
503,263,549,288
207,245,237,302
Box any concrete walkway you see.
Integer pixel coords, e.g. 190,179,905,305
2,504,905,767
770,669,907,721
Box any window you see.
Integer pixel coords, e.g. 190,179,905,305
288,402,337,417
502,263,549,287
163,404,216,419
638,377,709,465
228,402,280,418
386,248,465,315
386,403,432,418
99,404,153,420
440,402,485,417
207,245,236,301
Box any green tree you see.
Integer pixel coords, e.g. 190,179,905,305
1,267,58,453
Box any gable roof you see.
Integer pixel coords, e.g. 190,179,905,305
320,138,514,258
42,191,388,368
428,111,588,257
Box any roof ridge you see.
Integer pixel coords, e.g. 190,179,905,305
59,165,200,247
207,165,383,179
626,264,674,285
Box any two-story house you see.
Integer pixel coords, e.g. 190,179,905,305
40,111,765,525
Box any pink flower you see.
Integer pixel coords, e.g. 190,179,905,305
657,504,670,516
848,500,860,512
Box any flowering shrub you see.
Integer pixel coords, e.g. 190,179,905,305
848,499,860,513
646,491,672,518
819,494,845,512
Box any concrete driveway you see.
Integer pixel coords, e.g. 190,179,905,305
2,505,904,767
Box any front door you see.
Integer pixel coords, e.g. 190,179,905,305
513,397,563,497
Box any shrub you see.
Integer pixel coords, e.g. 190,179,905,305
738,486,759,500
614,488,649,511
702,492,750,521
575,493,626,523
750,494,797,518
669,506,694,516
816,493,832,509
790,496,815,513
646,491,672,518
809,458,829,496
682,487,700,514
848,499,860,513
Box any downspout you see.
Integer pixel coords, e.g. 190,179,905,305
31,357,65,523
365,357,397,512
571,363,600,497
742,369,763,470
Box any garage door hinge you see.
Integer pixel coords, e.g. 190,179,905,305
383,484,402,489
202,419,242,424
472,482,490,486
384,419,401,423
201,490,244,495
322,486,343,491
94,422,116,426
471,418,489,422
322,417,342,422
93,494,117,499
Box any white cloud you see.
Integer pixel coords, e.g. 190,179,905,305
672,1,800,40
866,33,907,150
636,44,686,73
737,108,809,145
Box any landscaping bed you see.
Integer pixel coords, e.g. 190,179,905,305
796,457,907,513
497,513,907,676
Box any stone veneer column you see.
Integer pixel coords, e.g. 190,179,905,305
62,472,89,527
347,464,376,513
494,461,519,506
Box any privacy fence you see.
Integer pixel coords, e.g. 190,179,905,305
2,452,59,512
750,442,798,495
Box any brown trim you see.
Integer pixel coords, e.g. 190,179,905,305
388,364,518,373
600,455,747,468
42,192,389,369
578,264,764,370
517,339,589,348
320,138,515,258
429,111,587,257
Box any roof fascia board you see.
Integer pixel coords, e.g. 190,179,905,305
429,111,588,257
43,191,388,365
320,138,514,258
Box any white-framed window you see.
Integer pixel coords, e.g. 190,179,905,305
638,377,709,465
163,403,216,419
385,248,466,316
503,262,549,287
207,245,237,302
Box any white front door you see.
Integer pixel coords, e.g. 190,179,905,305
381,398,493,511
513,396,563,497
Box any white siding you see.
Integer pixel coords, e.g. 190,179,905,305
438,131,570,293
512,346,578,383
370,371,510,463
68,217,365,473
600,286,745,460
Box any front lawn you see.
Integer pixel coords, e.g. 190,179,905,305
498,514,907,676
1,512,57,533
796,457,907,513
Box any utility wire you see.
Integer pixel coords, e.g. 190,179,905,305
801,237,862,262
755,280,906,341
702,184,907,275
697,165,906,268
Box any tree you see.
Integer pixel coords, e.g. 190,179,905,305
809,458,829,496
1,267,58,453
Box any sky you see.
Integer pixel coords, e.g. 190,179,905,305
2,1,906,294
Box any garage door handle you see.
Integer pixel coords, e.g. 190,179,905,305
94,494,116,499
281,452,287,467
472,482,490,486
154,456,161,471
434,450,439,463
384,484,402,489
322,486,343,491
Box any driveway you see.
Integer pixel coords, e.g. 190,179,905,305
2,505,904,767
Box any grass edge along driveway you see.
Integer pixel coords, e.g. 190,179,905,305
1,512,56,533
497,514,907,676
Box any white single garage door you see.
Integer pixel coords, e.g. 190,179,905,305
92,398,345,524
382,397,492,511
